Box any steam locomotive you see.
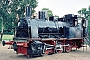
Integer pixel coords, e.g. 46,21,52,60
2,6,88,57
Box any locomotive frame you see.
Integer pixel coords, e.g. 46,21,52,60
2,6,88,58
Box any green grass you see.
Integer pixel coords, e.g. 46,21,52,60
2,35,14,40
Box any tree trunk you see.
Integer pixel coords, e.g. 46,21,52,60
0,17,3,41
0,32,3,41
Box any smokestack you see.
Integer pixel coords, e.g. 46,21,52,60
38,10,48,20
26,6,32,17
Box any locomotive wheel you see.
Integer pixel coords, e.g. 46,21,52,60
65,46,72,53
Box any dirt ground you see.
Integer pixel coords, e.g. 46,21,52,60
0,42,90,60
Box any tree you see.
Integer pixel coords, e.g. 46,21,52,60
54,15,59,18
42,8,53,17
78,10,82,16
88,5,90,16
0,0,9,34
82,8,88,17
78,8,89,18
0,0,38,35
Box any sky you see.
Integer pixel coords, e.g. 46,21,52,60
35,0,90,17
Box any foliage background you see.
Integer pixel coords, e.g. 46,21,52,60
0,0,38,34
